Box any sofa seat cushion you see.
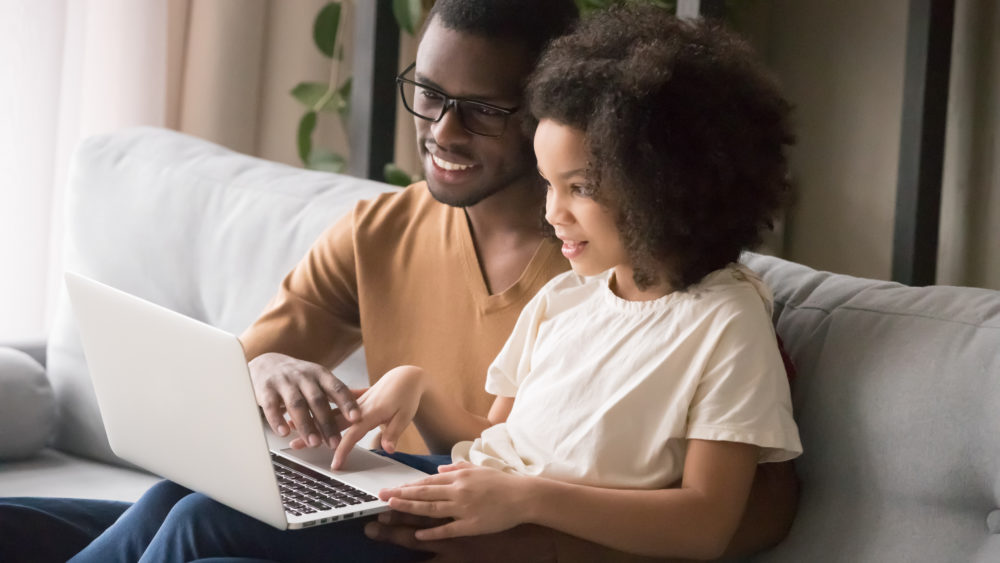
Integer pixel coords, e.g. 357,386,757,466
0,448,159,502
743,253,1000,563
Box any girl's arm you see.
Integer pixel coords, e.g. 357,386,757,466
332,365,512,467
383,439,758,561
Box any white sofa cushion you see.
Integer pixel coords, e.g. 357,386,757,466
49,127,394,466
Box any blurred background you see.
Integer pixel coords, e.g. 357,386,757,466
2,0,997,343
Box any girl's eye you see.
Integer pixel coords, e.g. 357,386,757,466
572,184,595,197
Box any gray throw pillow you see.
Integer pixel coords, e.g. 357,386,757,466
0,347,55,459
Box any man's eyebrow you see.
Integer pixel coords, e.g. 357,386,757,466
414,72,515,105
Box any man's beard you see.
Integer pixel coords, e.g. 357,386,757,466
425,180,509,208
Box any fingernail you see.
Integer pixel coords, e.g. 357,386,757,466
348,408,361,422
363,522,379,539
308,434,321,447
277,424,289,437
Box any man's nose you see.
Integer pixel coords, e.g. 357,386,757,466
430,102,470,146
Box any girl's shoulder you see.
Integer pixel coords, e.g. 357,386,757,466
681,263,774,320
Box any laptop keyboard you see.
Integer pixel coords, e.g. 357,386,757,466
271,452,379,516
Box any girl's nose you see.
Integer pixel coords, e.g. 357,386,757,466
544,188,571,226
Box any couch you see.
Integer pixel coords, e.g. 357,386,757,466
1,127,998,562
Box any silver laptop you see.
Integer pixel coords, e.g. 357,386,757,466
65,272,429,530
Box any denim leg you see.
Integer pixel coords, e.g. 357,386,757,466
374,450,452,475
69,480,193,563
0,496,131,563
136,492,426,563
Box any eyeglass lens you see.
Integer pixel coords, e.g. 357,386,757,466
398,80,508,137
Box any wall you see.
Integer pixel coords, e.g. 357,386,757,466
754,0,998,289
760,0,909,280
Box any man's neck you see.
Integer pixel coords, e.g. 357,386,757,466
462,179,548,294
463,179,546,242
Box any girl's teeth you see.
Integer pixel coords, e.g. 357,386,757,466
433,154,473,171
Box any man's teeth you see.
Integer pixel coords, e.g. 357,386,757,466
432,154,473,171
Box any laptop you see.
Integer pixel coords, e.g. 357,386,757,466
65,272,430,530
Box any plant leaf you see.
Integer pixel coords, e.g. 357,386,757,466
384,163,415,186
314,2,341,58
335,78,351,123
297,111,318,164
308,148,347,173
291,82,329,108
392,0,423,35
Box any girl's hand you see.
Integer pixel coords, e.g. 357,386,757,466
330,365,426,469
378,462,532,540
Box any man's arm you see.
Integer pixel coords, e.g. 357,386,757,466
241,210,367,449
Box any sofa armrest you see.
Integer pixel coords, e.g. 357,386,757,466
0,346,55,459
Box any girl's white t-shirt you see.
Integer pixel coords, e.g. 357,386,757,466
451,264,802,489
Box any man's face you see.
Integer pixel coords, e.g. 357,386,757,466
413,18,537,208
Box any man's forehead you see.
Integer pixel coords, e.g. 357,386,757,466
415,20,533,101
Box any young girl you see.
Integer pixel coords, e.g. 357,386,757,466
330,5,802,559
69,5,800,561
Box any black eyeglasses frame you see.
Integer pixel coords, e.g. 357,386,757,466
394,62,520,138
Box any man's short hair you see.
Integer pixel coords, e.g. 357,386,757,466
425,0,579,62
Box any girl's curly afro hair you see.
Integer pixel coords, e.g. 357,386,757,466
526,4,795,290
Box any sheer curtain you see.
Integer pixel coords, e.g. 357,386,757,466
0,0,171,342
1,0,353,342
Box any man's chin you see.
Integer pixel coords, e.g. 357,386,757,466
425,181,503,208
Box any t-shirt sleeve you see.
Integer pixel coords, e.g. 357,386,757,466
239,204,364,369
483,288,550,398
686,295,802,463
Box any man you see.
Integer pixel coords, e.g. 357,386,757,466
0,1,797,561
240,1,798,561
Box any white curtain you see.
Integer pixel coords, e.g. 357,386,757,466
0,0,170,342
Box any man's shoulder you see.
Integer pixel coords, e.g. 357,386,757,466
353,180,443,229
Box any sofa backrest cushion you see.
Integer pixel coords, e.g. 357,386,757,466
50,127,393,466
743,253,1000,563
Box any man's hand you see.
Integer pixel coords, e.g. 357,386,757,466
378,462,532,540
364,511,558,563
331,365,427,469
248,352,361,450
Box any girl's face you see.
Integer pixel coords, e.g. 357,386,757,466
534,119,629,278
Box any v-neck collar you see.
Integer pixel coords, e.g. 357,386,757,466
454,206,560,313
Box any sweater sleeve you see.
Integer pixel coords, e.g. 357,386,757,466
239,204,364,369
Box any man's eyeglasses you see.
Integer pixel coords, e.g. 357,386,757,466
395,62,519,138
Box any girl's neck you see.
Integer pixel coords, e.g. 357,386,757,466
610,266,673,302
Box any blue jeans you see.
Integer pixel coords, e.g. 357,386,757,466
0,451,450,563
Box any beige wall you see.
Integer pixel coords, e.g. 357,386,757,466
759,1,908,280
753,0,998,289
